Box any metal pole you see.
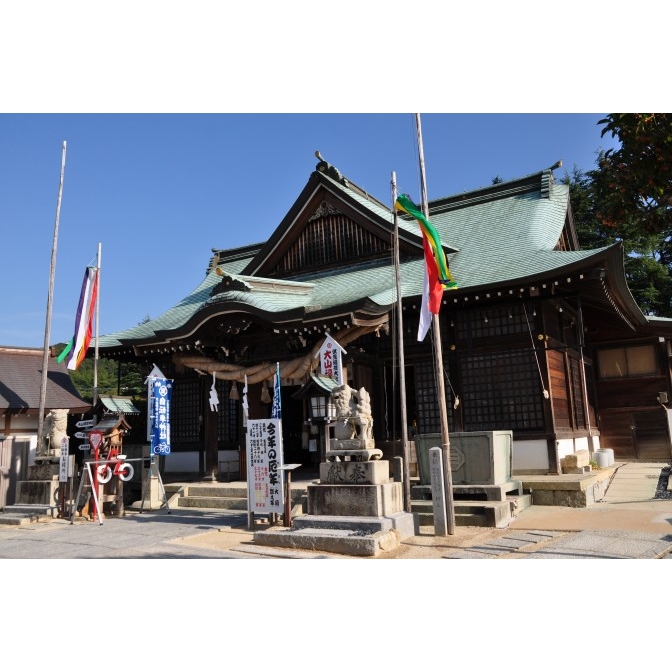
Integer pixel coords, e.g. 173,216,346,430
37,141,67,457
415,113,455,534
284,469,292,527
92,242,101,407
391,171,412,513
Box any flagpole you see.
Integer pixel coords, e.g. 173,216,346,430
391,171,412,513
37,141,67,458
92,242,101,408
415,113,456,534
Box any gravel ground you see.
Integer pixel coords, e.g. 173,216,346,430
654,463,672,499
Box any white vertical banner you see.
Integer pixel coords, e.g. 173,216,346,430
246,418,284,514
59,437,70,483
317,334,346,384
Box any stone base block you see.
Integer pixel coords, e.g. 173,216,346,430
308,481,403,517
253,511,417,557
293,512,417,539
15,480,59,506
254,526,400,557
319,459,389,485
27,464,60,481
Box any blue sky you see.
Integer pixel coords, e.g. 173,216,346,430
0,113,620,348
1,4,652,350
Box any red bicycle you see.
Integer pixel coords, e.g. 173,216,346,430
96,448,134,483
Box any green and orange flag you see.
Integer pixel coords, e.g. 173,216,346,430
395,193,457,340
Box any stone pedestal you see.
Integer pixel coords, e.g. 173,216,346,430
254,459,417,556
14,461,60,507
308,481,405,517
311,459,404,516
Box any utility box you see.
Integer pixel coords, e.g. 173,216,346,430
416,430,513,486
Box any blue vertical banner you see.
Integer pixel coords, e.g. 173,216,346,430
271,362,282,419
150,377,173,456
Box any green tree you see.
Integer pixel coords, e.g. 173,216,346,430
54,314,151,402
592,114,672,235
563,161,672,317
59,352,119,402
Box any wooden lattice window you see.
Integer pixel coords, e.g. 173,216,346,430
215,379,239,443
171,379,201,442
456,304,534,340
414,360,453,434
460,349,544,431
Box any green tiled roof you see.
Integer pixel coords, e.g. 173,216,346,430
99,396,141,415
96,168,619,349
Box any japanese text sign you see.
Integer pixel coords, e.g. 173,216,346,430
246,418,284,514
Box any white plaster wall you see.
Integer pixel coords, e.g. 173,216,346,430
7,416,38,431
574,436,589,452
512,439,549,471
557,439,575,461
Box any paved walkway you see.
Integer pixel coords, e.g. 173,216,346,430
432,461,672,559
1,461,671,559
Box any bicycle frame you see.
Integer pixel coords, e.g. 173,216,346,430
97,448,134,483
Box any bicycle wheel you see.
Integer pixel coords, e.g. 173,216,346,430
97,465,113,483
118,463,134,482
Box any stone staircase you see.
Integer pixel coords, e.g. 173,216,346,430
0,503,57,526
168,483,309,513
411,480,532,528
155,480,532,529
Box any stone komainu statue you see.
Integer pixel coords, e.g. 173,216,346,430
43,408,69,455
331,384,373,443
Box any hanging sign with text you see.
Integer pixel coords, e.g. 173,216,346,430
317,334,346,385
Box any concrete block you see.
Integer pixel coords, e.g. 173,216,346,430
563,449,590,471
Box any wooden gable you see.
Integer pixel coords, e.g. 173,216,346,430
242,170,422,280
271,198,391,277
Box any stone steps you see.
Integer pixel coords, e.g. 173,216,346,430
0,503,58,526
176,484,308,512
178,495,249,510
411,494,532,528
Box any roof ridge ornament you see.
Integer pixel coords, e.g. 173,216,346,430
315,150,348,186
541,160,562,199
